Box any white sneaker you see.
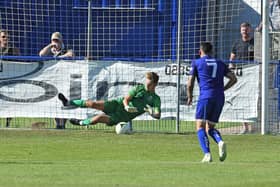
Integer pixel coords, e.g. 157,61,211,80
218,141,227,162
201,153,212,163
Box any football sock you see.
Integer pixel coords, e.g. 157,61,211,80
81,118,92,126
197,128,210,154
208,128,222,144
70,99,86,107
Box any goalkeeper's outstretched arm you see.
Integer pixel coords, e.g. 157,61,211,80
151,111,161,119
144,104,161,119
123,95,131,108
123,95,138,113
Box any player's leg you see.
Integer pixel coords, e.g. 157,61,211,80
196,120,212,163
207,122,223,144
75,103,133,127
207,122,227,162
58,93,105,110
206,98,227,161
85,100,105,111
196,99,212,162
70,114,110,126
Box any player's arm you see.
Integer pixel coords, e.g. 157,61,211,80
152,111,160,119
187,75,195,105
144,104,161,119
229,53,236,69
123,94,132,108
144,97,161,119
123,87,138,113
229,43,237,69
224,71,237,91
187,61,197,105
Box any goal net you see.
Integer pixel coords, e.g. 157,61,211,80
1,0,278,134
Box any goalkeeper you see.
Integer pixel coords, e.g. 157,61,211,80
58,72,161,126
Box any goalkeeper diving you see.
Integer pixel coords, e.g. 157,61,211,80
58,72,161,126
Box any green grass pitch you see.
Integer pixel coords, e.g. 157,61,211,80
0,130,279,187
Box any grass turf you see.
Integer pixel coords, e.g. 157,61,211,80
0,118,245,133
0,130,279,187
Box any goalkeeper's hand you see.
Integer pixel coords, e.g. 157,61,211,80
144,104,154,115
124,105,138,113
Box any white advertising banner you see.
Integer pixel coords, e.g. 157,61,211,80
0,60,259,122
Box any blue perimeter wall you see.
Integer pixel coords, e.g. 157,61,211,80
0,0,206,61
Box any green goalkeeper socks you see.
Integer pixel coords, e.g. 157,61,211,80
70,99,86,107
81,118,92,126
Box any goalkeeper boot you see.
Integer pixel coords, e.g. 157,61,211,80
69,118,83,126
58,93,77,109
201,153,212,163
218,141,227,162
58,93,70,106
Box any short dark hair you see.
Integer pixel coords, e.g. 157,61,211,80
240,22,251,28
200,42,213,55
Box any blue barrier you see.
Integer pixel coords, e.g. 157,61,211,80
0,55,262,64
0,0,208,61
0,55,85,62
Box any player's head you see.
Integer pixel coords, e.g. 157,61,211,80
240,22,251,38
145,72,159,91
0,29,9,47
199,42,213,56
51,32,63,49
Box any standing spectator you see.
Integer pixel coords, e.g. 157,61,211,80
230,22,254,67
187,42,237,162
0,29,20,127
229,22,254,133
39,32,74,129
256,0,280,59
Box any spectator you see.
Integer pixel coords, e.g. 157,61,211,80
230,22,254,68
39,32,74,129
39,32,74,57
256,0,280,32
256,0,280,59
229,22,254,133
0,29,20,127
0,29,20,56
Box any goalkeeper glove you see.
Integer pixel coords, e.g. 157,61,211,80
144,104,154,115
124,105,138,113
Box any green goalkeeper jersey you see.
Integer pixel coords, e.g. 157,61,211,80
119,84,160,114
103,84,161,125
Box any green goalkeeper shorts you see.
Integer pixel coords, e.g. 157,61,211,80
103,100,132,126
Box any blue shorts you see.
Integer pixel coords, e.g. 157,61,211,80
195,98,224,123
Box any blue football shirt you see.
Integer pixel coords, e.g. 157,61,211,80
190,55,230,100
